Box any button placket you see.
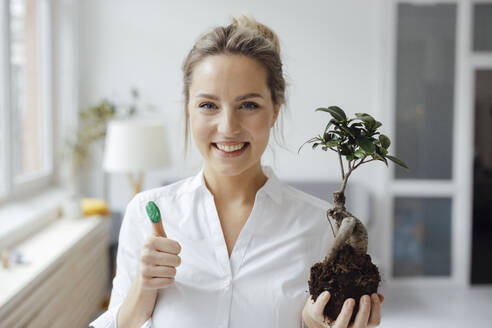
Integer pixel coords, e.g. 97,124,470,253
223,276,232,289
229,193,266,275
202,187,232,277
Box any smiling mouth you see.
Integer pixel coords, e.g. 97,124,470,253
212,142,250,153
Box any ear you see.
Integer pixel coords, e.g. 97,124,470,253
271,103,280,127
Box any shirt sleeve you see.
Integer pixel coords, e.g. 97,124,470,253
89,194,152,328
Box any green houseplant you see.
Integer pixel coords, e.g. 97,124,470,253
59,88,156,196
298,106,408,325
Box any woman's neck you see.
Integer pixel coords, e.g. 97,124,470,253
203,163,268,206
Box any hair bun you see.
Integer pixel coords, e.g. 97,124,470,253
231,13,280,54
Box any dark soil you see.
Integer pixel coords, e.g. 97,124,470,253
308,244,381,325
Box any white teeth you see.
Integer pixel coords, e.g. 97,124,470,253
216,142,246,152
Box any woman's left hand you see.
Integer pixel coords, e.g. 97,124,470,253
302,291,384,328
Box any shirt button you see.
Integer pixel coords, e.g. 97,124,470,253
223,278,231,288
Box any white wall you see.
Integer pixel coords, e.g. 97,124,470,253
76,0,389,261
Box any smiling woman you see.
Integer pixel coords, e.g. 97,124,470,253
90,13,382,328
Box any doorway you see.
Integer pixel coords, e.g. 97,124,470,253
471,70,492,284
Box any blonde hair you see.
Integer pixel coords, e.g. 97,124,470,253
181,13,289,160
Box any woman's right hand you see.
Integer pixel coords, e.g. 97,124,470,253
138,235,182,290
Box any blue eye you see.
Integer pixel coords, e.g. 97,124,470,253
198,102,259,111
199,102,217,110
242,102,259,110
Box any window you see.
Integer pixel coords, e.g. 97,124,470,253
0,0,53,203
394,3,456,180
393,197,452,277
473,3,492,52
390,2,457,280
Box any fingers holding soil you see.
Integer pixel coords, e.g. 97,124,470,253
334,298,354,328
368,293,382,326
353,295,371,327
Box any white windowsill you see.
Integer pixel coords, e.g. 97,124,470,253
0,187,69,251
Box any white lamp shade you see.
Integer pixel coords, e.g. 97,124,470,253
103,119,170,173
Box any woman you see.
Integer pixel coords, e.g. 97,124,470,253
90,14,383,328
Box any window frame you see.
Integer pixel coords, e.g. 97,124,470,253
0,0,54,205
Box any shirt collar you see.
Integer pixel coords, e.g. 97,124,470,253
187,164,283,205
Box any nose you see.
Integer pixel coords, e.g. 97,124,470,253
217,107,241,135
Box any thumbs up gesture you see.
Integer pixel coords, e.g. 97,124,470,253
137,201,182,290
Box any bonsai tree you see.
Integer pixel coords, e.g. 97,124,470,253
298,106,408,325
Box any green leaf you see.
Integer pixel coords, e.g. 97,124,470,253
312,143,320,150
355,113,376,130
325,140,339,147
297,137,319,154
386,155,409,169
324,119,337,134
372,153,388,167
357,137,376,153
331,130,345,137
315,106,346,121
323,132,330,142
350,126,364,138
346,154,356,161
355,112,375,119
374,121,382,130
340,125,355,138
328,133,340,141
354,148,366,159
340,143,353,156
323,122,332,135
375,145,388,156
379,134,391,149
324,131,340,143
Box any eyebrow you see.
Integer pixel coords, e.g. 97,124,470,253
196,93,264,101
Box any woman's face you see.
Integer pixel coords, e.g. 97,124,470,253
188,54,280,177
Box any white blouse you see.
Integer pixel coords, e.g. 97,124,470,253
89,165,334,328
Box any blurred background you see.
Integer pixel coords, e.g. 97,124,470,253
0,0,491,327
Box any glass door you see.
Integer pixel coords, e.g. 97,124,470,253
470,1,492,284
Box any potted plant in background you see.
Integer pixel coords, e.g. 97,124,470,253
298,105,408,325
58,88,156,218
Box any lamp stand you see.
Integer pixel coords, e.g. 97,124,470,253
127,172,143,195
